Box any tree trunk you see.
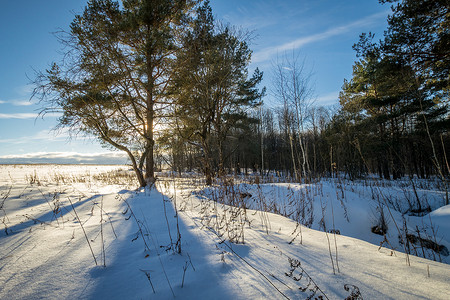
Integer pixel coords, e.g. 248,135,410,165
289,132,299,182
100,133,146,188
218,138,225,177
202,138,213,185
144,98,155,183
132,161,146,188
126,149,146,188
145,29,155,184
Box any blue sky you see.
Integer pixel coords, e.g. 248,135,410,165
0,0,390,164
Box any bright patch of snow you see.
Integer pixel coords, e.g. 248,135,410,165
0,165,449,299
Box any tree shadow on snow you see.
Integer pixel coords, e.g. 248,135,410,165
0,194,103,238
81,188,238,300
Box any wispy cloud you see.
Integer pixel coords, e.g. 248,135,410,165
15,84,34,96
0,151,128,165
316,91,340,106
0,128,87,145
32,128,70,141
0,112,60,119
0,99,33,106
0,85,35,106
222,1,309,32
252,11,388,63
9,99,33,106
0,113,38,119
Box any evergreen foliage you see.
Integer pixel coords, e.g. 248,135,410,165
168,1,264,184
34,0,449,189
34,0,198,187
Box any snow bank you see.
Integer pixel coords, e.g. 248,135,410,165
1,166,449,299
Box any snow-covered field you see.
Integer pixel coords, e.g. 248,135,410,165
1,165,449,299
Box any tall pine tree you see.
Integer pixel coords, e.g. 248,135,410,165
169,1,263,184
34,0,198,187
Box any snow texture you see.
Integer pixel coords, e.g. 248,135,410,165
0,165,449,299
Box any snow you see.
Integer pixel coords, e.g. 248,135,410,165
1,165,449,299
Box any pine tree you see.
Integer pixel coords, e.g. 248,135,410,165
170,1,263,184
336,0,450,180
34,0,198,187
381,0,449,103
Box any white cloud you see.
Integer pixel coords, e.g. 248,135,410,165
33,128,69,140
15,84,34,96
252,11,388,63
0,112,61,119
316,91,340,106
0,127,90,145
0,98,34,106
10,100,33,106
0,113,38,119
0,85,35,106
0,151,128,165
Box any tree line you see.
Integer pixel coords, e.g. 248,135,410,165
34,0,449,189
